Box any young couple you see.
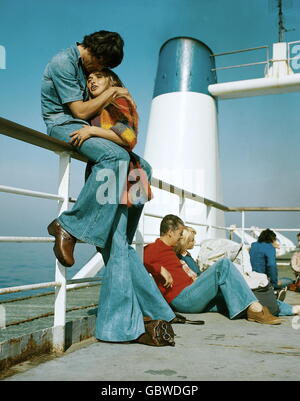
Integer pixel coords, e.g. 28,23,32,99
144,215,300,322
41,30,175,344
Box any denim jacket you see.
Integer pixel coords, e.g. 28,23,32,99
249,241,278,288
41,43,89,132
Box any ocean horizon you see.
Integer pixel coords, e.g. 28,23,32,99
1,233,296,302
0,242,97,301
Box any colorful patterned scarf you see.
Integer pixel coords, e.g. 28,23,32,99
87,97,153,207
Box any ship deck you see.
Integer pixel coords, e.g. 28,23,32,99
1,284,300,381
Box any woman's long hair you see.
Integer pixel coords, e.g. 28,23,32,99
175,226,196,255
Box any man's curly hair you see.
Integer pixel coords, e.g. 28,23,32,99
81,30,124,68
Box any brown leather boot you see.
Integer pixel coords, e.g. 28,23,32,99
47,219,77,267
247,305,281,325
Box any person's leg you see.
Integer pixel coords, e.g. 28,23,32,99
50,122,130,247
126,153,152,245
203,290,229,316
277,300,294,316
171,258,257,319
95,205,175,342
127,245,176,322
95,205,144,342
278,277,294,288
84,151,153,246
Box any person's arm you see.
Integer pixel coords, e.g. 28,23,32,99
68,87,132,121
108,97,138,151
48,56,134,121
144,262,174,289
160,266,174,288
265,245,278,287
144,246,180,288
109,122,137,151
69,125,127,147
70,97,138,148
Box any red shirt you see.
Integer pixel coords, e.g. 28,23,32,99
143,239,194,303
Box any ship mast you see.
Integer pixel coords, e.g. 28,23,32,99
278,0,287,42
271,0,294,42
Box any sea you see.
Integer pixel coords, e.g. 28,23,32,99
0,241,98,301
1,237,297,303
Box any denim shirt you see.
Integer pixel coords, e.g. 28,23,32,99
249,241,278,288
41,43,89,132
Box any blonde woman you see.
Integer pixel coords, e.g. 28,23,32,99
175,226,201,278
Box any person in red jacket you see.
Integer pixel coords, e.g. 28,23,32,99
143,214,281,325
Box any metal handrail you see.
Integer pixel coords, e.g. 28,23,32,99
0,117,88,162
211,45,270,75
2,117,299,213
211,61,268,72
0,184,64,201
211,45,269,57
0,281,61,295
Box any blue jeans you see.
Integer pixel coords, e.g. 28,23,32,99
50,121,148,247
95,205,175,342
170,259,258,319
49,121,176,341
277,300,293,316
276,277,294,289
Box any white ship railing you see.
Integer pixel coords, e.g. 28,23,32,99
211,45,271,74
1,117,300,352
209,41,300,99
211,41,300,74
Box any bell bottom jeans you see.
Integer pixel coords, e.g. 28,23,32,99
49,121,175,341
170,258,258,319
170,258,294,318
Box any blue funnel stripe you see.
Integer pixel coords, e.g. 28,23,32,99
153,37,217,98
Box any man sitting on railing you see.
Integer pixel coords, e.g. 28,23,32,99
41,30,176,344
143,214,283,325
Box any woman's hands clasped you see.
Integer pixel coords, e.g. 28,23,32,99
69,126,95,147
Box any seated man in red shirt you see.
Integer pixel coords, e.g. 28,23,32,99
143,214,281,325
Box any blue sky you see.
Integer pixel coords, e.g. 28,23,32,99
1,0,300,244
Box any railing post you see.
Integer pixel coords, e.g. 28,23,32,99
229,224,236,241
135,208,145,261
241,211,245,246
206,205,212,239
179,197,186,223
53,152,70,353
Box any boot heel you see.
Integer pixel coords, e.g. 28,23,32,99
47,220,56,236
